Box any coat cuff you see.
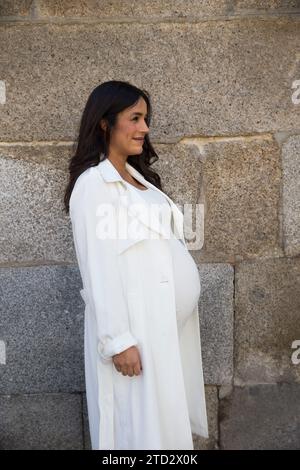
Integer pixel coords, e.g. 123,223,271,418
97,331,138,361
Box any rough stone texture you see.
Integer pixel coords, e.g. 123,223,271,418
0,0,32,17
0,265,85,393
188,137,283,263
1,1,298,19
282,135,300,256
193,385,219,450
235,257,300,385
198,263,234,385
235,1,300,11
219,384,300,450
30,0,233,18
0,393,83,449
0,147,75,263
0,19,300,141
151,143,201,206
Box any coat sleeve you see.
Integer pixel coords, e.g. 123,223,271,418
69,173,138,362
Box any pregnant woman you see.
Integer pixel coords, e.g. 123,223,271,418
64,80,208,450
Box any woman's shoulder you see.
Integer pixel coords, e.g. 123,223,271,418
73,165,100,189
69,165,109,215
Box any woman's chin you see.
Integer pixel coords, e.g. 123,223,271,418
130,148,144,155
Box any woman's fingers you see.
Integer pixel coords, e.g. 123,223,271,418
121,364,141,376
116,362,142,376
113,346,143,376
134,362,142,376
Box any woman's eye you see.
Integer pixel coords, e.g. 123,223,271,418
133,117,148,121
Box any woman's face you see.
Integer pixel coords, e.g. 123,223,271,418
104,97,150,157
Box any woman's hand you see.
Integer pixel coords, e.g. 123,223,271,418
112,345,143,376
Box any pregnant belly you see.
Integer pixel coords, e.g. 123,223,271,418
169,238,201,329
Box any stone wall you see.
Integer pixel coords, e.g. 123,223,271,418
0,0,300,450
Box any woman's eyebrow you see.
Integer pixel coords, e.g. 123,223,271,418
131,112,148,117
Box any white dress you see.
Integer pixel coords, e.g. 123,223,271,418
124,183,201,330
111,182,202,449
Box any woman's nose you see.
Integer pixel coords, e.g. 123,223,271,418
141,122,149,132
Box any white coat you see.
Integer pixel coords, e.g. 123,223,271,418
69,155,209,450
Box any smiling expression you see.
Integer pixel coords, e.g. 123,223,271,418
101,96,150,157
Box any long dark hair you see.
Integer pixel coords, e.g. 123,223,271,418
63,80,162,215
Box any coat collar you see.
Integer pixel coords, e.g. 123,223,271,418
97,155,127,183
96,154,187,253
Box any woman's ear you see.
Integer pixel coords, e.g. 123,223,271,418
100,118,107,132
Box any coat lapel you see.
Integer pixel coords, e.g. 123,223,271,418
96,155,187,254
